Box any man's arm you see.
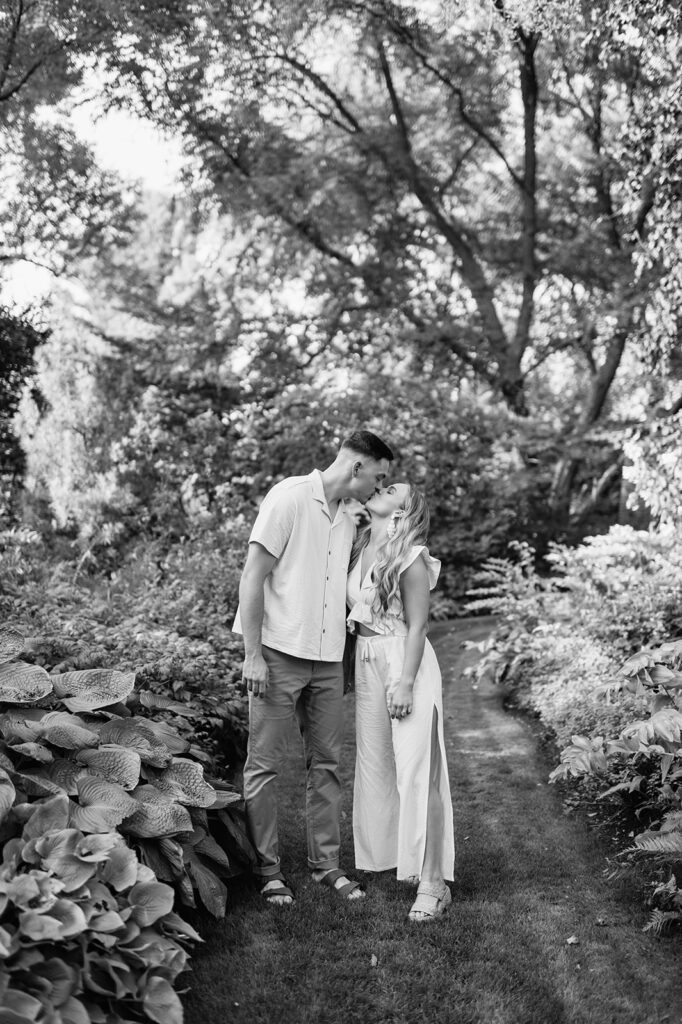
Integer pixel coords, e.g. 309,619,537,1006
239,542,277,698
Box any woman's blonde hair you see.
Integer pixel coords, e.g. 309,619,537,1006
350,484,430,615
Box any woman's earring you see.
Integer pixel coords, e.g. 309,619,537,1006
386,510,404,539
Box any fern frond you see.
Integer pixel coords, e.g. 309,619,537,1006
643,909,682,936
628,831,682,856
660,811,682,833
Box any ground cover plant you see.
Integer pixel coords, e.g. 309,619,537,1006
466,527,682,932
0,622,254,1023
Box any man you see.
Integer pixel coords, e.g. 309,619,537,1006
233,430,394,904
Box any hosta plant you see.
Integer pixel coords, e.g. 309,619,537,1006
0,793,201,1024
0,624,255,921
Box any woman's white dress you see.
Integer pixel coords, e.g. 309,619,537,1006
347,545,455,881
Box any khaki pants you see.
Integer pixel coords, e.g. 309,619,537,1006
243,645,344,878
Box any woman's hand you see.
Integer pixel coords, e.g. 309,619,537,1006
387,681,413,720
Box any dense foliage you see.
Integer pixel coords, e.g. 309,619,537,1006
467,526,682,933
3,0,681,570
0,617,254,1022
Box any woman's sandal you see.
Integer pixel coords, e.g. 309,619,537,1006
259,874,295,905
315,868,365,900
408,881,452,921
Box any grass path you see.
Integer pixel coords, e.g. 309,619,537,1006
182,618,682,1024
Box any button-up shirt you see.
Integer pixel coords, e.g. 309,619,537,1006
233,470,355,661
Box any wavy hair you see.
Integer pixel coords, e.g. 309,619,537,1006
350,485,430,615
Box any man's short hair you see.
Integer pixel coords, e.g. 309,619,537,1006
341,430,394,462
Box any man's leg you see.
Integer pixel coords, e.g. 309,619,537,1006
299,659,364,899
243,647,310,894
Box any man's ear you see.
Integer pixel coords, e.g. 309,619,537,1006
352,460,362,477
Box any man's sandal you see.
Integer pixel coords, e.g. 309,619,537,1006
259,875,295,905
315,868,365,900
408,881,452,921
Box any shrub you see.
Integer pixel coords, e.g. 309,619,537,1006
0,521,250,776
0,797,201,1024
466,528,682,931
551,638,682,932
0,622,256,1021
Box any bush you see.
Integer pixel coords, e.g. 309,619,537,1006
0,520,250,776
0,622,255,1021
466,527,682,932
551,638,682,933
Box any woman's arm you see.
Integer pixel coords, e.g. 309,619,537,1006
387,556,430,718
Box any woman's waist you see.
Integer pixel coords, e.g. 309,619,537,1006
347,607,406,635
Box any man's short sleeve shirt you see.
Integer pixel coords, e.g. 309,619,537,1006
233,470,355,661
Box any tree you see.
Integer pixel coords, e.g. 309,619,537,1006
0,308,46,517
94,0,682,531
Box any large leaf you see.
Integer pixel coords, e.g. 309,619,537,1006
0,768,16,825
129,717,190,755
136,837,178,882
141,976,183,1024
120,927,188,976
31,957,79,1008
159,910,203,943
69,776,140,834
8,742,53,763
0,708,44,743
38,712,100,751
22,792,71,839
127,881,175,926
184,846,227,917
10,771,63,798
50,669,135,712
59,997,90,1024
88,909,127,934
19,899,88,940
121,785,192,838
210,789,242,810
193,831,231,870
149,757,216,808
0,626,24,662
97,845,139,892
44,758,87,795
74,832,124,863
97,719,172,768
33,829,99,891
75,745,142,790
139,691,200,717
0,662,52,703
217,807,257,868
0,989,44,1022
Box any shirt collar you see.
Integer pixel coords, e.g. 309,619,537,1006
309,470,347,523
309,469,326,506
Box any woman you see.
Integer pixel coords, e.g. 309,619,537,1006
347,482,455,920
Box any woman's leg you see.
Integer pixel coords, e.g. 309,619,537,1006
408,707,451,920
419,708,445,884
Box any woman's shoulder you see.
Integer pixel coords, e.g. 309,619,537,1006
399,545,441,589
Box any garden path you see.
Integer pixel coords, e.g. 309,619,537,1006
183,617,682,1024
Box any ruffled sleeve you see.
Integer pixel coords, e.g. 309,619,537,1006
399,545,441,590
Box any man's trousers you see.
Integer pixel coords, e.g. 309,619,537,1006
243,645,344,878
